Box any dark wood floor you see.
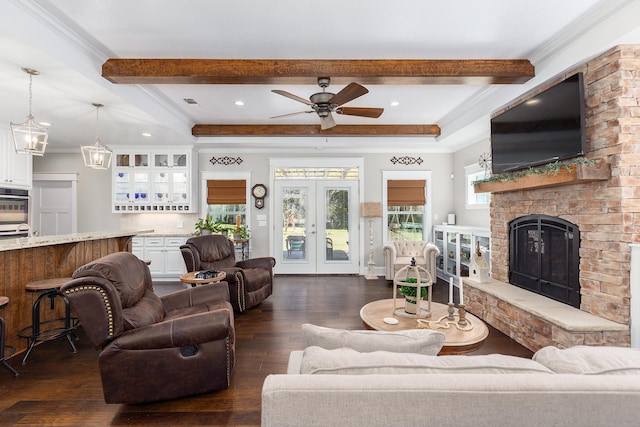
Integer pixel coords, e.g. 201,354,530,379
0,276,531,426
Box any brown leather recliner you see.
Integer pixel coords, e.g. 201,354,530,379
180,235,275,312
60,251,235,404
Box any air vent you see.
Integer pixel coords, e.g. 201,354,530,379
183,98,198,105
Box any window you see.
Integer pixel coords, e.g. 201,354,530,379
465,164,490,208
206,179,247,229
382,171,432,243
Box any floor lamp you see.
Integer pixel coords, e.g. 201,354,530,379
361,202,382,280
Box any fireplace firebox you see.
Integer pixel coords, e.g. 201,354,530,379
509,215,580,308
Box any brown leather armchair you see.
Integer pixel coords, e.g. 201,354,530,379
180,235,275,312
60,251,235,404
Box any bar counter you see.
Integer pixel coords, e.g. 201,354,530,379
0,230,152,360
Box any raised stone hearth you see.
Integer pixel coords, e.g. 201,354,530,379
464,278,627,351
475,45,640,350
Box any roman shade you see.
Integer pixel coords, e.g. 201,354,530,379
207,180,246,205
387,180,426,206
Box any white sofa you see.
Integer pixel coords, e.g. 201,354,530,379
261,325,640,427
383,240,439,281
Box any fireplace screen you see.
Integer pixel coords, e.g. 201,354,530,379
509,215,580,308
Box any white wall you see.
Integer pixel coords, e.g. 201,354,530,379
33,153,120,233
452,140,491,228
33,149,459,267
197,150,454,266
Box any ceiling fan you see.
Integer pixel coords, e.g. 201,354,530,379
270,77,384,130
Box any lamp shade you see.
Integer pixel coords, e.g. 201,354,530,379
81,103,112,169
81,139,112,169
361,202,382,218
11,68,48,156
11,114,48,156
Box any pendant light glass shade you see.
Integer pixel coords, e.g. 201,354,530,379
11,68,49,156
81,103,112,169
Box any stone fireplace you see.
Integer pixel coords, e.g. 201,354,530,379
466,45,640,351
509,215,580,308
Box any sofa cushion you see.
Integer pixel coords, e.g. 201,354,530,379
122,289,164,330
301,324,445,355
300,346,554,375
533,345,640,375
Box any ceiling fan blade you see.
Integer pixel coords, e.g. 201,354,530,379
271,89,314,106
320,113,336,130
270,110,314,119
336,107,384,118
328,82,369,106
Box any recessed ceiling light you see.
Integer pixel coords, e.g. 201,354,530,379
39,121,52,127
142,132,151,137
390,101,400,107
525,99,540,105
235,100,245,106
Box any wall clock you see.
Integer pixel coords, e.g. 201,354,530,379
252,183,267,209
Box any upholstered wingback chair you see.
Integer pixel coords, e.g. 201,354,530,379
383,241,439,282
60,251,235,404
180,235,275,312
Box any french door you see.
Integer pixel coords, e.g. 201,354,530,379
274,180,359,274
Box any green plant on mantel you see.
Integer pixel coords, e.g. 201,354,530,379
473,157,599,186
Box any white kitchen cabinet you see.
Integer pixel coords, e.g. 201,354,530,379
132,236,188,279
433,225,490,283
0,127,32,189
131,237,145,260
112,148,195,213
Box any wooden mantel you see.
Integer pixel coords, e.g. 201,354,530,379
474,161,611,194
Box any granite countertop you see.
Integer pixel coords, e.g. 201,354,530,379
137,231,194,237
0,229,154,252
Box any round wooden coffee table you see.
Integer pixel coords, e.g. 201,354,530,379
360,299,489,355
179,271,226,287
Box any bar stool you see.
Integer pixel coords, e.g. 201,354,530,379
0,296,19,376
18,278,77,365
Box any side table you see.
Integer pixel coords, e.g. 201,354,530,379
179,271,227,287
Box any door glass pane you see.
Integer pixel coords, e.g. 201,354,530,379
171,172,188,202
283,188,307,261
114,172,130,201
324,188,350,262
133,172,149,201
153,172,169,202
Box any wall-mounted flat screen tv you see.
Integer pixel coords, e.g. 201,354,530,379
490,72,586,175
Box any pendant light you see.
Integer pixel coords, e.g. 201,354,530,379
81,103,112,169
11,68,49,156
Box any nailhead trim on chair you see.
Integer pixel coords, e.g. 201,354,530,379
64,286,114,337
226,336,231,386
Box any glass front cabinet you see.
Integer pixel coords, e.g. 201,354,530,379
112,149,195,213
433,225,490,282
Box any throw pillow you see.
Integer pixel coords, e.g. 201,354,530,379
301,323,445,355
300,346,554,375
533,345,640,375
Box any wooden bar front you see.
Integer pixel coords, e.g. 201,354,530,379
0,232,144,358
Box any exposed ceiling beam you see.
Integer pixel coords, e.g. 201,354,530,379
103,59,534,85
192,124,441,137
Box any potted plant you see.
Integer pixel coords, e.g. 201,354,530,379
194,215,222,236
400,278,427,314
233,225,250,241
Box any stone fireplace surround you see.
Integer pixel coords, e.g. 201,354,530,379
465,45,640,351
